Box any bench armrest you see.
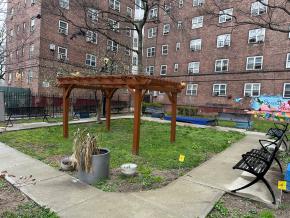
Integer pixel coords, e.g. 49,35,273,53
259,139,277,152
242,153,270,168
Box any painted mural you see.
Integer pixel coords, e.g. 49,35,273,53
249,95,290,122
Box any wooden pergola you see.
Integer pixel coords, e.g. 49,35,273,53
58,75,185,155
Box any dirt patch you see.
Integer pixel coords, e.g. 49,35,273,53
208,193,290,218
0,178,29,215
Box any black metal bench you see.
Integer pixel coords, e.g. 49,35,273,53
216,112,253,129
267,122,289,143
6,107,49,127
231,128,287,204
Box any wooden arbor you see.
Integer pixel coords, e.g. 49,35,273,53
58,75,185,155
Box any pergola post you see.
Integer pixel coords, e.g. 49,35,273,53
167,92,177,143
132,89,142,155
104,89,116,131
63,86,72,138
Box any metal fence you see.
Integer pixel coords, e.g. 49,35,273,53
3,92,132,118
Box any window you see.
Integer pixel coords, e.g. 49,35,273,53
107,40,118,52
246,56,263,70
174,64,179,72
30,17,35,31
17,25,20,33
125,48,131,56
126,27,132,37
108,19,119,32
179,0,184,8
31,0,36,6
283,83,290,98
163,24,170,35
217,34,231,48
160,65,167,75
59,0,69,9
126,7,133,17
86,31,97,44
176,42,180,51
251,0,267,16
215,59,229,72
190,39,202,51
23,22,26,31
186,83,198,96
58,47,67,60
286,53,290,68
219,8,233,23
188,62,200,74
27,69,33,84
164,3,172,15
85,54,96,67
213,84,227,96
148,27,157,38
161,45,168,55
10,29,13,39
288,25,290,39
132,56,138,66
87,8,98,22
192,16,203,29
29,44,34,59
58,20,68,35
133,37,138,47
248,28,265,43
146,66,154,75
177,21,183,29
109,0,120,12
244,83,260,97
42,81,50,88
149,8,158,19
193,0,204,7
147,47,156,57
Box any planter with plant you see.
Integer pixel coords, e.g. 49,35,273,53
73,129,110,184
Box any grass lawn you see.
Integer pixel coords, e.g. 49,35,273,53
0,119,244,191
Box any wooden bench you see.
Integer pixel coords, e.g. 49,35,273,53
231,125,287,204
6,107,49,127
216,112,253,129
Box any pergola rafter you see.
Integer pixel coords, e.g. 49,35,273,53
58,75,185,155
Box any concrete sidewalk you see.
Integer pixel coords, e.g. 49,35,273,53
0,133,281,218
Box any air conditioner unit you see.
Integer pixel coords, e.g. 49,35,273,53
58,28,67,35
58,54,67,61
257,40,264,43
224,43,230,47
49,44,56,51
153,91,158,97
245,93,251,97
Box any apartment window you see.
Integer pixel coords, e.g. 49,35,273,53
192,16,203,29
107,40,118,52
174,64,179,72
164,3,172,15
21,47,24,57
179,0,184,8
215,59,229,72
248,28,265,43
29,44,34,59
58,20,68,35
288,25,290,39
109,0,120,12
190,39,202,51
126,7,133,17
163,24,170,35
148,27,157,38
246,56,263,70
161,45,168,55
58,47,67,60
213,84,227,96
85,54,96,67
186,83,198,96
286,53,290,68
176,42,180,51
17,25,20,33
30,17,35,31
219,8,233,23
87,8,98,22
27,69,33,84
8,72,12,83
193,0,204,7
86,31,97,44
59,0,69,9
108,19,119,32
42,81,50,88
283,83,290,98
133,37,138,47
10,29,13,39
217,34,231,48
244,83,261,97
188,62,200,74
125,48,131,56
251,0,267,16
132,56,138,66
31,0,36,6
23,22,26,31
149,8,158,19
146,66,154,75
147,47,156,57
160,65,167,75
177,21,183,29
126,27,132,37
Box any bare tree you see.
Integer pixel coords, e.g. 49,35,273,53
203,0,290,34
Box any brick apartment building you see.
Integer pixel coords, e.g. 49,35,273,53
5,0,134,95
143,0,290,111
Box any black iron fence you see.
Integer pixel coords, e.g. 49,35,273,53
3,92,132,118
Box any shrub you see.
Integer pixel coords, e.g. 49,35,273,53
177,106,198,117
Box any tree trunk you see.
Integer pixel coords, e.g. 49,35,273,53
137,32,143,75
